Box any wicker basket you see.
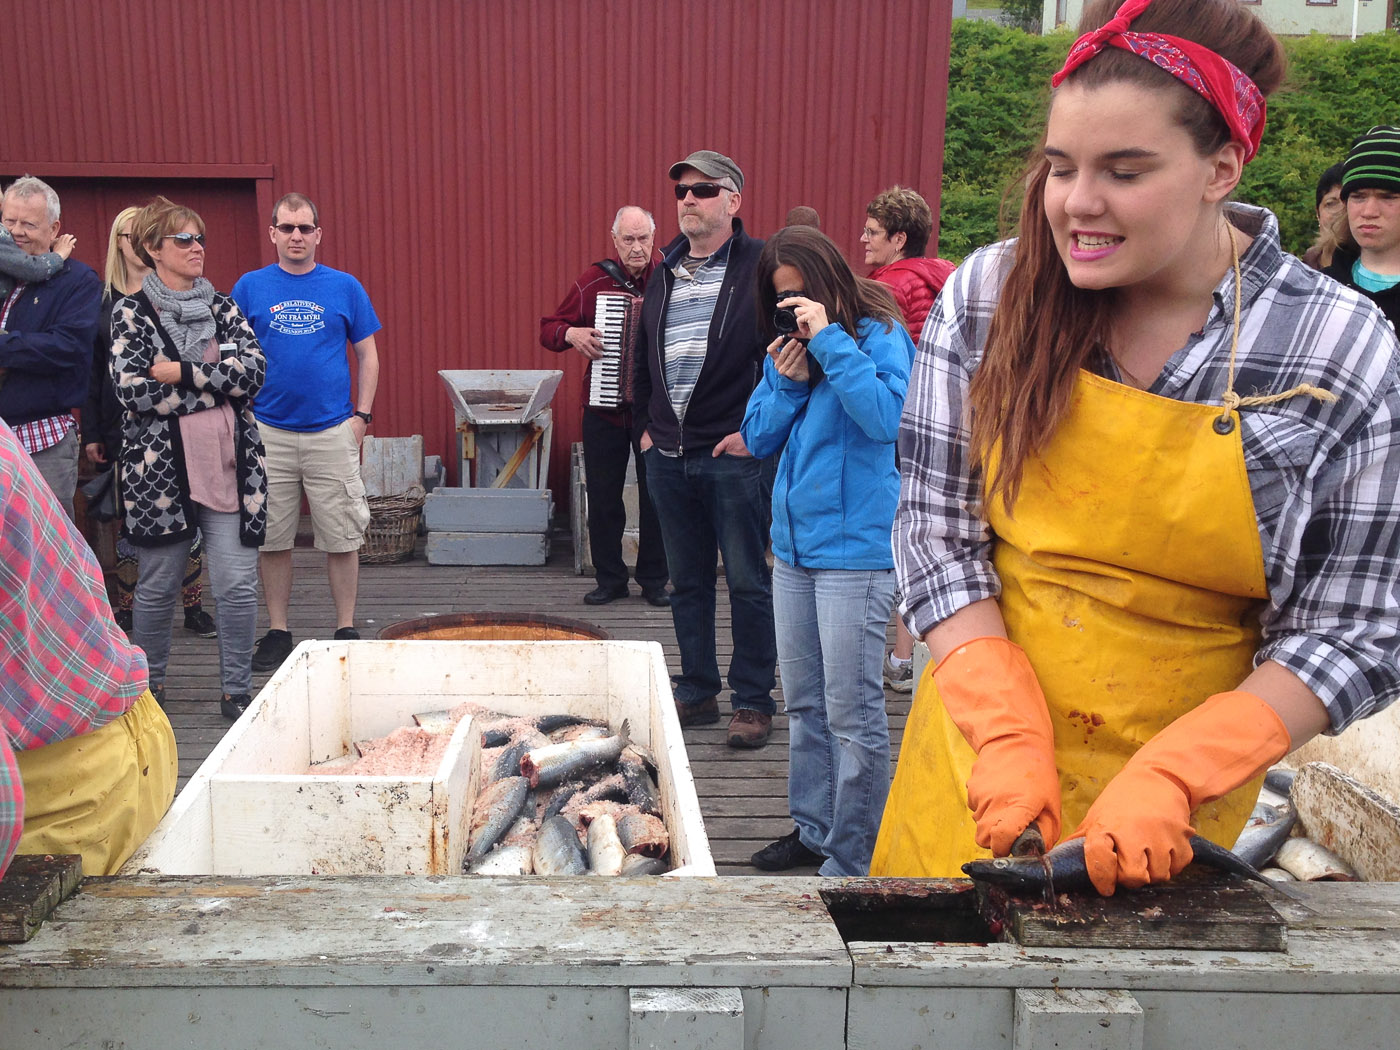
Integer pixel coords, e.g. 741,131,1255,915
359,485,425,564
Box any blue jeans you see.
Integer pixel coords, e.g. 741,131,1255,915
773,558,894,876
133,505,259,696
644,449,776,714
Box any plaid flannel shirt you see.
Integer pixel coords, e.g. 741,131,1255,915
1,420,147,875
896,203,1400,733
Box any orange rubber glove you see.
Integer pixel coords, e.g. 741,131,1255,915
935,636,1061,855
1072,690,1291,896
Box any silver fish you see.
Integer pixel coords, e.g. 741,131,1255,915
466,775,529,862
587,813,628,876
536,713,607,734
467,844,534,875
1231,801,1298,868
1273,836,1358,881
620,853,670,877
534,815,588,875
520,720,631,788
490,730,548,782
618,757,660,815
412,709,458,734
616,812,669,858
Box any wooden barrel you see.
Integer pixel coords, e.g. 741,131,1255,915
376,612,609,641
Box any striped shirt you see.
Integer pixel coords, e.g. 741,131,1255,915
0,284,74,454
896,203,1400,732
1,419,147,876
662,249,729,424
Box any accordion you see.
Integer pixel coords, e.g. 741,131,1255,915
588,292,641,410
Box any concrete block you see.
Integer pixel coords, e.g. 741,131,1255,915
423,487,552,533
426,531,548,566
629,986,744,1050
1013,988,1143,1050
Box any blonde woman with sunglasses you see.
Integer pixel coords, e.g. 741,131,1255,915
110,197,268,721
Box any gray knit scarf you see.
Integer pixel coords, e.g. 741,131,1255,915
142,272,217,363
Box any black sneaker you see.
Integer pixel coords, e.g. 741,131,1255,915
220,693,252,720
333,626,360,640
184,608,218,637
252,629,294,672
584,584,629,606
151,683,167,708
751,828,824,871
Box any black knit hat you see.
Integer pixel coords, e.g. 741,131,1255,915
1341,125,1400,199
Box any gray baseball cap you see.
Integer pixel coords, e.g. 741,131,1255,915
668,150,744,192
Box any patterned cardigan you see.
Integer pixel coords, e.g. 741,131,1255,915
109,289,268,548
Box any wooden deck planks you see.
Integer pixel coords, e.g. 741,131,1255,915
152,531,910,875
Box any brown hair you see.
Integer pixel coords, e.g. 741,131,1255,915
271,191,319,226
755,225,900,343
866,186,933,258
968,0,1285,508
131,196,206,269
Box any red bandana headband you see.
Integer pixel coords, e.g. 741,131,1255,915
1050,0,1266,162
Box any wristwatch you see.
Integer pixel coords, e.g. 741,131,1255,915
354,410,373,425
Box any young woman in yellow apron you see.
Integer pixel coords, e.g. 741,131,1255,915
873,0,1400,894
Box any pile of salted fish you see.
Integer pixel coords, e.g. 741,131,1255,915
464,711,671,876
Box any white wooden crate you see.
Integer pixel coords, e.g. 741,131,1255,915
124,640,714,878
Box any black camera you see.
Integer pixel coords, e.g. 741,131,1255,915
773,293,803,339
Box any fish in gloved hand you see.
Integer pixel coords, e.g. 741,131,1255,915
962,834,1272,895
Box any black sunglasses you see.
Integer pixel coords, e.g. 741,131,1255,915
164,232,205,248
674,182,727,200
275,223,318,235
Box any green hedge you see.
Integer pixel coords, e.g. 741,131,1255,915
938,20,1400,261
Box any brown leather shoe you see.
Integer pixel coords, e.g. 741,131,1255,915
727,709,772,749
676,695,720,726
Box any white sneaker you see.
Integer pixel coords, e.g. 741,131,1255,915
883,654,913,693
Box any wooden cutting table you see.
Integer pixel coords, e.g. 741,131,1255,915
4,873,1400,1050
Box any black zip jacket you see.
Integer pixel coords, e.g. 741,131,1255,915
631,218,765,455
1324,245,1400,335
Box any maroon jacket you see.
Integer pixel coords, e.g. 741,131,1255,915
540,254,660,426
869,255,956,345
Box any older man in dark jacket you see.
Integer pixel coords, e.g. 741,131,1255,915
632,150,777,750
0,176,102,513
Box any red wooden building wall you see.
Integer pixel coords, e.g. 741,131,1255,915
2,0,953,498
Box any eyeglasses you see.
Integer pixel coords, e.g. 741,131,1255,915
164,233,205,248
859,226,886,240
117,232,132,240
274,223,318,235
675,182,728,200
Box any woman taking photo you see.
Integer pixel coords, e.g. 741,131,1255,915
83,206,218,638
111,197,268,720
873,0,1400,894
741,225,914,876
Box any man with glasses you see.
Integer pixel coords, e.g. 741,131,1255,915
231,192,382,672
541,205,670,608
0,176,102,514
632,150,778,750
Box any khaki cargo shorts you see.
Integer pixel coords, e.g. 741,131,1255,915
257,417,371,553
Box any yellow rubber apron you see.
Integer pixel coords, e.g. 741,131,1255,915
871,370,1271,877
15,689,177,875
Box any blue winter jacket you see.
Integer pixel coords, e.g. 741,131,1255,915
741,317,914,570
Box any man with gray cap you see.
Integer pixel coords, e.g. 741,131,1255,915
1325,125,1400,334
632,149,777,749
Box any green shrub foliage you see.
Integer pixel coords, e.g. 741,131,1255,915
938,22,1400,263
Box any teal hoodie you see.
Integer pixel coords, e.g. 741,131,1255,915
742,317,914,569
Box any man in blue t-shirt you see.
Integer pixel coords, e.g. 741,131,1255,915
231,193,382,672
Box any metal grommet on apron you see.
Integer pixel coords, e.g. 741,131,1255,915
872,227,1338,878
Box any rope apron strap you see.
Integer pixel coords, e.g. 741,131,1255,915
1215,225,1338,435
